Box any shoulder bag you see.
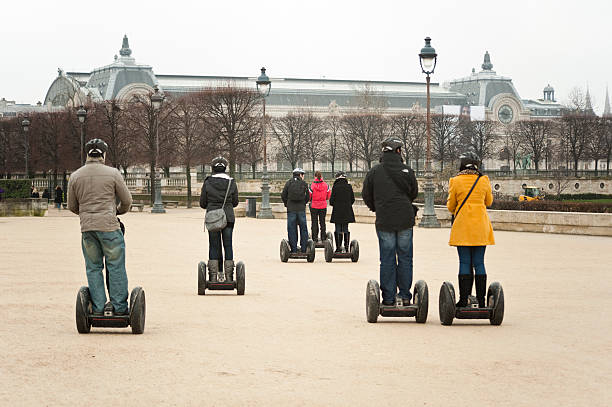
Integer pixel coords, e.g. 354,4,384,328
451,175,482,225
204,178,232,232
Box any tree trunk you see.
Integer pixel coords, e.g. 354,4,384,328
186,164,192,208
574,158,579,177
312,159,316,173
252,163,256,179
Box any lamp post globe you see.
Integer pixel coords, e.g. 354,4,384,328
418,36,441,228
256,67,274,219
21,117,30,177
21,117,30,132
151,85,166,213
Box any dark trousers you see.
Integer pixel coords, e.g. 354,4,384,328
287,211,308,252
208,224,234,260
310,207,327,241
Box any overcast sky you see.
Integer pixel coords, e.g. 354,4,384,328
2,0,611,113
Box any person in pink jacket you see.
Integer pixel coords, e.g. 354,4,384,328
309,171,331,243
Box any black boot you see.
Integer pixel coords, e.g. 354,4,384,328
475,274,487,308
344,232,350,252
456,274,474,308
334,232,342,253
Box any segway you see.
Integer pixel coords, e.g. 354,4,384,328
438,281,504,325
280,239,316,262
75,286,146,334
314,232,333,249
365,279,428,323
324,238,359,262
197,260,246,295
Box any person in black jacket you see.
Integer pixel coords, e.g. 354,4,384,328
54,185,63,210
362,137,419,306
200,156,239,282
329,171,355,253
281,168,310,253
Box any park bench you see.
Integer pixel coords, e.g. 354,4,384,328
131,204,144,212
163,201,180,208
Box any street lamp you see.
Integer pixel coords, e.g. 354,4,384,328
150,85,166,213
418,37,441,228
256,67,274,219
76,105,87,166
21,117,30,178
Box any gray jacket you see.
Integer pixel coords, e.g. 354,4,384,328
68,157,132,232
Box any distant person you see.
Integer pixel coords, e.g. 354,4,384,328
42,188,50,200
281,168,310,253
309,171,331,243
54,185,63,209
362,137,418,306
446,151,495,308
329,171,355,253
68,138,132,316
31,188,40,198
200,156,239,282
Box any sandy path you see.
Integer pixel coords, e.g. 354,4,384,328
1,208,611,406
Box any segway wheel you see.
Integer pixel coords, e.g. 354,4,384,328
198,261,207,295
350,240,359,262
236,261,246,296
488,282,505,326
324,239,333,262
366,280,380,323
307,239,316,263
414,280,429,323
280,239,289,263
130,287,146,334
439,282,456,326
326,232,333,250
75,286,91,334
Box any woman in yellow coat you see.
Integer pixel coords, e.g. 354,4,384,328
447,152,495,308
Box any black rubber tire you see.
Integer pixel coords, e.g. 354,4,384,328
366,280,380,323
414,280,429,323
439,282,456,326
488,282,505,326
198,261,206,295
236,261,246,295
75,286,91,334
280,239,289,263
350,240,359,262
324,239,333,262
326,232,333,251
307,239,315,263
130,287,146,334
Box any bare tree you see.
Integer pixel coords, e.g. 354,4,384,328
587,117,609,174
342,113,387,170
271,110,318,169
458,119,499,169
301,116,325,173
93,100,132,174
390,113,418,164
603,117,612,174
339,122,359,172
238,115,263,179
500,126,523,173
514,119,554,171
558,113,594,176
431,114,459,171
324,113,342,173
0,118,21,178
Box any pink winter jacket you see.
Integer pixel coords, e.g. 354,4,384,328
309,179,331,209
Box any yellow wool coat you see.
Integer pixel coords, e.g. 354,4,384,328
447,173,495,246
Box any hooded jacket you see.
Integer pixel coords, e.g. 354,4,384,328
200,173,239,224
309,179,331,209
68,157,133,232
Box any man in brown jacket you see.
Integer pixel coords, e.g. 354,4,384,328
68,139,132,315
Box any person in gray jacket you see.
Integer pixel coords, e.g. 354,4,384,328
68,139,132,316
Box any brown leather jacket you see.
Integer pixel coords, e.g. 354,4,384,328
68,157,132,232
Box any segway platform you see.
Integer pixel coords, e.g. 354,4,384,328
280,239,316,262
314,232,333,249
365,279,428,323
75,286,146,334
324,239,359,262
438,281,505,325
198,261,245,295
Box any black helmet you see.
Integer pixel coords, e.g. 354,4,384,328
211,156,228,172
335,171,346,179
85,138,108,157
381,137,402,152
459,150,480,170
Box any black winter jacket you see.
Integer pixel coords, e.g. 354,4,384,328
281,176,310,212
362,151,419,231
200,174,239,223
330,178,355,224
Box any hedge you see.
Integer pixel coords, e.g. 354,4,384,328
0,180,31,199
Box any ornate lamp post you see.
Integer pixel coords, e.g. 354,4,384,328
21,117,30,177
418,37,441,228
151,86,166,214
256,67,274,219
76,105,87,166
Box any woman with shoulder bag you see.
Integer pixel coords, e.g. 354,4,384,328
446,151,495,308
200,156,239,282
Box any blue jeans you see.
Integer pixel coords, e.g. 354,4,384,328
208,225,234,260
81,230,128,314
457,246,487,275
376,228,414,304
287,211,309,252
